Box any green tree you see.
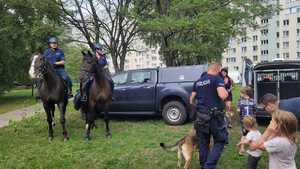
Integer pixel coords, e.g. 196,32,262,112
138,0,276,66
0,0,64,92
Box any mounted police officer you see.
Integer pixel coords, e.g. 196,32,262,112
190,63,228,169
43,37,73,97
79,43,114,102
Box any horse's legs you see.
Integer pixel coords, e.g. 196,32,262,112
43,103,54,140
103,106,111,138
85,111,95,140
58,102,69,141
50,104,55,127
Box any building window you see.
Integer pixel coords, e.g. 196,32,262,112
241,37,247,42
261,50,269,55
261,29,268,35
276,32,280,38
298,17,300,23
276,20,280,26
283,19,289,26
277,42,280,48
242,47,247,53
232,48,236,53
253,35,258,41
276,53,280,58
151,56,157,61
297,40,300,47
261,19,268,24
283,53,289,59
283,42,289,48
234,66,239,71
297,29,300,36
283,31,289,37
226,57,236,63
297,52,300,58
253,55,258,61
261,39,268,45
253,46,258,51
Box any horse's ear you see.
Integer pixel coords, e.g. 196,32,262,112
81,50,86,56
88,50,93,57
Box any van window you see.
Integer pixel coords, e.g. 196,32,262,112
257,71,299,82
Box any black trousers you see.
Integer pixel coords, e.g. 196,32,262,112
246,155,261,169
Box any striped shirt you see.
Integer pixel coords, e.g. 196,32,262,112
238,97,256,121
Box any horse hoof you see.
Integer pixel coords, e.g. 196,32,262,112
85,137,91,141
64,137,69,142
106,133,112,138
48,137,53,142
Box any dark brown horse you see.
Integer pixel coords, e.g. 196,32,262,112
29,53,69,141
80,51,112,140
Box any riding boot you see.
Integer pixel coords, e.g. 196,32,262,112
80,80,89,102
68,88,73,98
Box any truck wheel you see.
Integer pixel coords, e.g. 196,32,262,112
162,101,187,125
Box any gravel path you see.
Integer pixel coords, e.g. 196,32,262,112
0,103,43,128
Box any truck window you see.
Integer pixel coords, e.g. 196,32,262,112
112,73,128,85
130,71,152,83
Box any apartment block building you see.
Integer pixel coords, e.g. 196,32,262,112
222,0,300,73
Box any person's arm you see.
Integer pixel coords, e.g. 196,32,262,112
190,92,197,105
55,50,65,65
217,87,228,101
216,76,228,100
190,81,197,105
250,120,277,150
55,60,65,65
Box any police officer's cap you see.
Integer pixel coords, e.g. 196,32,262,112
48,37,58,44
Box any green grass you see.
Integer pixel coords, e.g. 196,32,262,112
0,84,299,169
0,88,36,114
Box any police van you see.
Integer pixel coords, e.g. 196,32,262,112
242,59,300,122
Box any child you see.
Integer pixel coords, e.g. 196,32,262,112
251,110,298,169
237,116,262,169
237,86,256,154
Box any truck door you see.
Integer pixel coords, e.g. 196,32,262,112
110,72,129,112
125,70,156,111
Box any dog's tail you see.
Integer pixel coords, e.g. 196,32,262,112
160,137,185,152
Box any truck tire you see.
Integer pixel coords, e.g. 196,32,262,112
162,101,187,125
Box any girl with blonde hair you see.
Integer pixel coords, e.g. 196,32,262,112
251,110,298,169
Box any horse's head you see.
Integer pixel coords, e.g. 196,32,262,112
29,54,53,79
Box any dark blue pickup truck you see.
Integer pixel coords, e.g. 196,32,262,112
109,65,207,125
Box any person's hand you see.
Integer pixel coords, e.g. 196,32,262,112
265,119,278,136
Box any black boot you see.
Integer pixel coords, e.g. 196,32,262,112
68,88,73,98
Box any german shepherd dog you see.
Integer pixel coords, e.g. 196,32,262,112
160,128,197,169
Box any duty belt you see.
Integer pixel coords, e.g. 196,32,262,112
208,107,225,117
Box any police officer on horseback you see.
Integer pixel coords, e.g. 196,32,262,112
190,63,228,169
79,43,114,102
43,37,73,97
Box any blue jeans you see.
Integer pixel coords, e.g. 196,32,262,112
196,114,228,169
55,68,72,90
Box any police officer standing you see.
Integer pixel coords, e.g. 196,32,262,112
43,37,73,97
190,63,228,169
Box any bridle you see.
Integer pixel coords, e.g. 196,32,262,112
35,56,50,79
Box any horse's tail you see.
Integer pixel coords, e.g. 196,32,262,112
159,137,185,152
